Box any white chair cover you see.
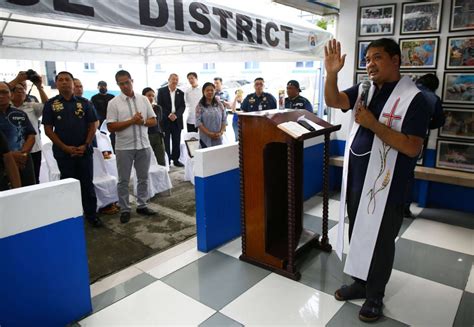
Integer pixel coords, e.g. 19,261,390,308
95,130,118,178
92,148,118,210
41,143,61,182
131,150,173,199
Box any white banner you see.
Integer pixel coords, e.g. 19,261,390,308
0,0,331,56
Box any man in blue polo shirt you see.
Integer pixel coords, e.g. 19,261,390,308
241,77,277,112
324,38,429,322
42,71,102,228
284,80,313,112
0,81,36,188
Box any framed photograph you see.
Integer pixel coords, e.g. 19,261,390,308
450,0,474,32
439,108,474,140
355,73,370,84
446,36,474,70
443,72,474,105
401,71,436,82
400,37,439,69
401,1,442,34
359,4,396,36
357,41,371,69
185,138,199,158
436,140,474,173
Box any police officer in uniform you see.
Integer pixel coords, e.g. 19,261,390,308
284,80,313,113
42,71,102,228
241,77,277,112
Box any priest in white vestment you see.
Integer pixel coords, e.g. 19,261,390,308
324,38,430,322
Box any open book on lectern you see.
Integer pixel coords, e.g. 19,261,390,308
277,116,324,138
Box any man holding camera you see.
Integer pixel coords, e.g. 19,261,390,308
8,71,48,183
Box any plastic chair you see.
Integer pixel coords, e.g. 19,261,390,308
131,151,172,199
41,143,61,182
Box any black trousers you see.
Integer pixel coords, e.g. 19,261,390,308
164,123,182,162
55,153,97,218
347,190,404,300
31,151,42,184
187,123,198,133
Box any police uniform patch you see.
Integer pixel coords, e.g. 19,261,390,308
52,100,64,112
75,102,85,118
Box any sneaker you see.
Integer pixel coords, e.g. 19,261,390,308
359,298,383,322
120,212,131,223
173,160,184,167
87,216,103,228
334,282,366,301
136,207,156,216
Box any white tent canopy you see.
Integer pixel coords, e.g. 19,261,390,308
0,0,332,63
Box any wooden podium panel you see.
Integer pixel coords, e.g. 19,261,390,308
238,109,340,280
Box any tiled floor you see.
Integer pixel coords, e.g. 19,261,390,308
79,195,474,326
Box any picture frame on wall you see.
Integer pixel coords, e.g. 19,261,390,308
443,72,474,105
401,1,442,34
400,37,439,69
436,139,474,173
401,71,436,81
355,73,370,84
439,108,474,140
359,4,396,36
446,36,474,70
450,0,474,32
357,41,371,70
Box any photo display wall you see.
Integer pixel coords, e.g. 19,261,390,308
356,0,474,173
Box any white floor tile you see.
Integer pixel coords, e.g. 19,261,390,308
80,281,215,326
383,270,462,326
135,236,199,272
146,247,206,279
304,195,341,221
401,218,474,255
217,237,242,259
328,223,350,254
90,266,142,298
221,273,343,326
466,264,474,293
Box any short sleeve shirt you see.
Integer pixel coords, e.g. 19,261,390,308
241,92,277,112
343,80,429,204
42,95,98,158
0,105,36,152
106,93,156,150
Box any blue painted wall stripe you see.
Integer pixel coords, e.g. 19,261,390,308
0,217,92,327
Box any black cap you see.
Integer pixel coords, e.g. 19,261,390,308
98,81,107,86
287,80,301,92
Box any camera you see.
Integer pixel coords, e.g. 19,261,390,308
26,69,41,84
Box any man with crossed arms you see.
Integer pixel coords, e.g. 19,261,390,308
324,38,429,322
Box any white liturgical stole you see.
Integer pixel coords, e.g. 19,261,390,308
337,76,420,280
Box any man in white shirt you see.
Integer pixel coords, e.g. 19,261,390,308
185,72,200,133
107,70,157,223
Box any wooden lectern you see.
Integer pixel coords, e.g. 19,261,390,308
238,109,341,280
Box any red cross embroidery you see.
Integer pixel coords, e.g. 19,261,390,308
382,98,402,127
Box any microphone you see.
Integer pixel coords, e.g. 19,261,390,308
360,80,371,107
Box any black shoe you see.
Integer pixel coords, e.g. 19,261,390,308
359,298,383,322
136,207,156,216
87,216,103,228
120,211,131,223
335,282,366,301
173,160,184,167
